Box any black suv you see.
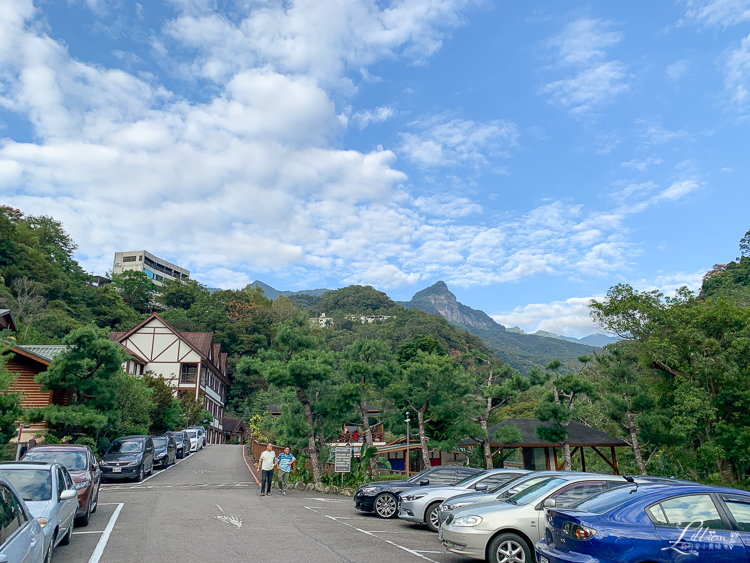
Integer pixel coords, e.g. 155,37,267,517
354,466,482,518
101,436,155,482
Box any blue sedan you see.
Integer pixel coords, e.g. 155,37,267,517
536,483,750,563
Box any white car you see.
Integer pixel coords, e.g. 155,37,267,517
186,429,200,452
188,426,206,448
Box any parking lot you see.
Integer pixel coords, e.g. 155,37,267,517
50,444,466,563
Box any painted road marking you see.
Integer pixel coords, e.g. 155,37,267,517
72,530,104,535
304,497,349,503
87,503,124,563
214,504,242,529
304,506,439,563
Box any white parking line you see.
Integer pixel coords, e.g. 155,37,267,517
100,457,187,489
72,530,104,535
304,506,439,563
87,503,124,563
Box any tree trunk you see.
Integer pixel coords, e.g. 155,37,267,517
359,400,378,475
563,434,572,471
479,418,493,469
297,387,321,483
416,409,431,470
626,409,647,475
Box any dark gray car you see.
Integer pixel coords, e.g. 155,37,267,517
100,436,155,482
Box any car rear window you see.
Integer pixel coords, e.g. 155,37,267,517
0,469,52,502
23,450,87,471
570,486,651,513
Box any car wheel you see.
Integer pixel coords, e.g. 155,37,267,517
136,465,144,482
76,500,91,527
60,523,73,546
374,493,398,519
487,533,531,563
425,502,441,532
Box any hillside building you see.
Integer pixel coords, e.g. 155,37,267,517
112,250,189,286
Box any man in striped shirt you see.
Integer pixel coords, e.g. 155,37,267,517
276,447,296,495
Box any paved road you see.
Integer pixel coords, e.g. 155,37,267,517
52,445,473,563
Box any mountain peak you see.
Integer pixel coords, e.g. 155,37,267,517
407,281,499,331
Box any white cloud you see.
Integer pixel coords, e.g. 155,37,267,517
351,105,396,129
725,33,750,111
399,116,518,168
543,19,630,114
412,195,482,218
667,59,690,81
680,0,750,27
637,120,690,145
621,157,663,171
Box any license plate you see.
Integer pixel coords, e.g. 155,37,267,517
112,467,122,473
539,556,549,563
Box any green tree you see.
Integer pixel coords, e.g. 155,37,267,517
111,271,157,313
389,352,470,469
144,373,184,433
535,359,597,471
158,279,205,310
340,340,395,473
248,319,335,483
0,343,23,446
464,352,532,469
740,228,750,257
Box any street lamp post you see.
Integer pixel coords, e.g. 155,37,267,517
405,411,411,479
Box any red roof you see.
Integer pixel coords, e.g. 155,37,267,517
181,332,214,357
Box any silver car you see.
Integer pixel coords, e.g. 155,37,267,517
440,474,661,563
399,469,528,532
437,471,568,527
0,462,78,563
0,477,45,563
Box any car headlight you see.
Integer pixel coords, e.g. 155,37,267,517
126,459,141,466
155,453,165,458
74,480,90,490
403,494,426,501
452,515,483,527
444,501,471,511
359,486,377,495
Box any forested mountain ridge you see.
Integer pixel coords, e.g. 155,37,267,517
398,281,596,373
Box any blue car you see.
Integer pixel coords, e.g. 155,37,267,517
536,483,750,563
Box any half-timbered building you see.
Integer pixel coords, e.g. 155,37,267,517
110,314,228,443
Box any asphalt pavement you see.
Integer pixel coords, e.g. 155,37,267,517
52,445,471,563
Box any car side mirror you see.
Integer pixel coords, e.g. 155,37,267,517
543,498,556,508
0,554,9,563
60,489,77,501
90,463,97,471
475,483,488,492
419,480,430,486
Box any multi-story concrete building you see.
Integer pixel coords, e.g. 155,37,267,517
110,314,228,443
112,250,189,286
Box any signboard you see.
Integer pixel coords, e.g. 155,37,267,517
334,446,352,473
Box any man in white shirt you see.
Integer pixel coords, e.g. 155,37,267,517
257,443,276,496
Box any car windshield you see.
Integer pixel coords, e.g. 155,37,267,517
0,469,52,502
108,440,143,453
456,471,488,487
187,430,198,438
172,435,184,443
23,450,87,471
406,469,431,483
509,478,566,505
569,485,650,513
493,474,551,496
152,438,168,448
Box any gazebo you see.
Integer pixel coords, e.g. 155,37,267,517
460,418,627,475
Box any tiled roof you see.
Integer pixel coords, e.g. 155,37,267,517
109,332,126,342
220,353,227,375
181,332,213,357
16,345,69,363
459,418,627,448
222,416,246,433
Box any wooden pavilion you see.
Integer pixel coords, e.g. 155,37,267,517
459,418,627,475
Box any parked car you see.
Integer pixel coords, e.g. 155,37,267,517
399,469,529,531
188,426,206,448
355,466,483,519
440,474,673,563
22,445,101,526
0,463,78,563
438,471,569,527
166,431,190,458
536,483,750,563
0,477,46,563
100,436,155,482
186,429,200,452
152,436,177,469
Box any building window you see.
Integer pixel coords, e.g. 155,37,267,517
138,255,142,261
122,255,137,262
180,363,197,384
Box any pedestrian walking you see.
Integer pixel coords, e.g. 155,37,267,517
276,446,296,495
258,443,276,496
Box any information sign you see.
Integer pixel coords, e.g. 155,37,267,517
334,446,352,473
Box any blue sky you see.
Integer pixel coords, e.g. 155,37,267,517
1,0,749,337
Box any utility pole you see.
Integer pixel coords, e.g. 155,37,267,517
405,411,411,479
